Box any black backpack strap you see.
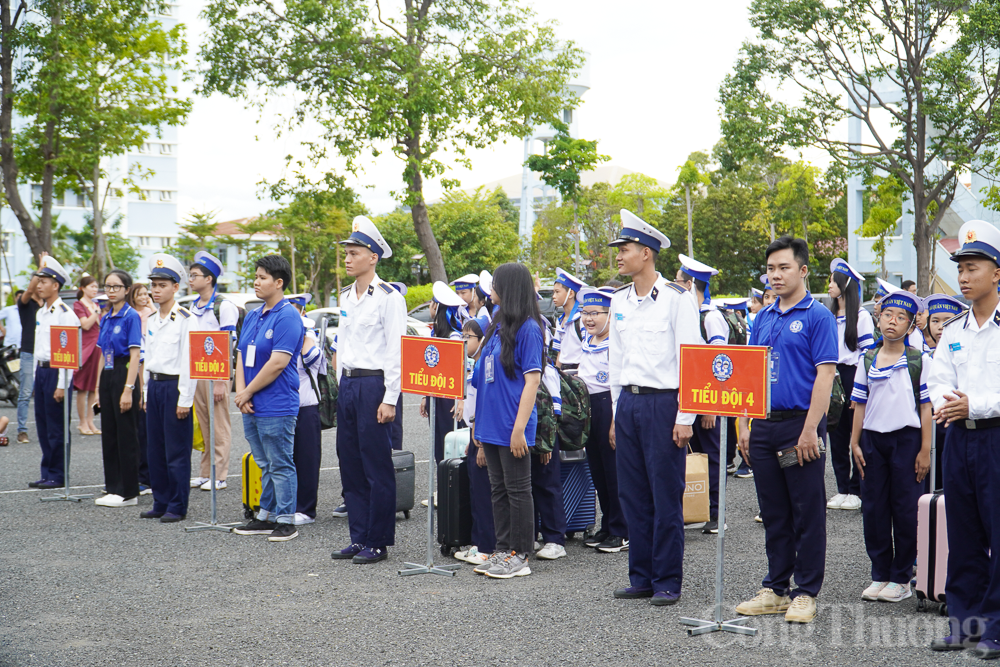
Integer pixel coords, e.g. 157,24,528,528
574,317,583,341
905,346,923,411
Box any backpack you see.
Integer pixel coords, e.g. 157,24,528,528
699,307,747,346
827,373,846,429
534,381,557,455
304,337,338,430
862,345,922,411
556,368,590,452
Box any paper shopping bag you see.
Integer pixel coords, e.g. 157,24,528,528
684,448,710,524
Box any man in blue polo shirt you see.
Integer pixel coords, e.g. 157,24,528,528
736,236,838,624
232,255,305,543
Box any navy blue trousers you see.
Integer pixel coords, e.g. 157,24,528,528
690,415,722,520
336,375,395,547
532,441,567,545
294,404,322,519
830,364,862,496
146,379,193,516
587,392,627,538
615,390,685,594
859,427,922,584
137,403,150,486
467,446,496,552
943,424,1000,641
390,395,403,451
34,366,71,484
749,415,828,598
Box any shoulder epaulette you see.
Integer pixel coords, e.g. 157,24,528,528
178,307,191,318
664,282,687,295
378,282,393,295
341,284,352,294
614,283,631,293
943,311,967,328
58,303,68,312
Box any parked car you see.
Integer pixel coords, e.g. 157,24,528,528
305,307,431,348
408,301,431,323
177,292,264,313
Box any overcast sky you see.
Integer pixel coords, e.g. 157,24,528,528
176,1,758,223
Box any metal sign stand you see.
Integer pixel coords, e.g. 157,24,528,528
187,395,239,533
42,370,92,503
400,399,460,577
680,417,756,636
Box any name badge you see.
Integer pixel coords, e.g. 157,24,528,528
485,354,495,384
770,350,779,383
246,344,257,368
949,342,962,352
104,348,114,370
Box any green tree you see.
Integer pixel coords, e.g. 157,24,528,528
175,210,222,266
200,0,584,285
676,154,711,256
52,214,141,278
719,0,1000,294
858,176,905,280
525,121,609,275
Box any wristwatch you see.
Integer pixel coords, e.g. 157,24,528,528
125,383,134,389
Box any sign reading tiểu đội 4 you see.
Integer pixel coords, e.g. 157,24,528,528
678,344,770,419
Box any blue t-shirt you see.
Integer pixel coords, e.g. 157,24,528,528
472,318,544,448
237,299,304,417
748,292,838,411
97,303,141,358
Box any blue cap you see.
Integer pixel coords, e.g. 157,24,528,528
288,293,313,308
578,286,612,309
678,254,718,304
193,251,225,279
751,287,763,299
608,210,670,253
925,294,965,317
952,220,1000,265
148,253,186,285
340,216,392,259
722,297,748,313
874,277,896,300
830,258,864,297
473,315,491,334
759,274,772,290
450,274,479,292
555,267,586,293
881,290,922,315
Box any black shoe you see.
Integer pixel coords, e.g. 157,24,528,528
930,635,979,652
613,586,653,599
972,640,1000,659
332,543,364,560
596,536,629,553
140,510,165,519
36,480,64,489
159,513,186,523
352,546,388,564
584,530,610,548
267,523,298,542
650,591,681,606
233,519,277,535
28,479,44,488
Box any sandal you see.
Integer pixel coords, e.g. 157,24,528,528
77,425,94,436
0,435,8,446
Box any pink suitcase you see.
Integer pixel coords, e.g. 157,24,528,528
915,429,947,613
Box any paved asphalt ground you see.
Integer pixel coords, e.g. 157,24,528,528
0,397,965,666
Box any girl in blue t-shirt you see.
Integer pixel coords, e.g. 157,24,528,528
471,263,545,579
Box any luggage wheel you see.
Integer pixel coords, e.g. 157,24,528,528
565,532,576,540
916,599,926,612
939,604,948,617
440,545,450,557
243,508,254,520
403,510,410,519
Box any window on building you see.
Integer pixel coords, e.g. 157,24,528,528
562,108,573,125
141,190,152,201
162,236,173,247
217,247,228,265
159,143,174,155
159,190,174,202
31,184,43,203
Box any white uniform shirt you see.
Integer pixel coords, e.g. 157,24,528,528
928,304,1000,420
0,304,22,349
553,304,584,366
143,302,197,408
851,351,930,432
542,363,562,416
578,332,610,394
609,274,701,426
34,298,81,389
336,274,407,406
189,295,239,333
907,328,925,351
836,307,876,365
297,326,327,407
700,304,729,345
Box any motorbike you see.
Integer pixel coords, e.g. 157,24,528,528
0,345,20,405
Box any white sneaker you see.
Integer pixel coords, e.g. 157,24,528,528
535,542,567,560
840,494,862,510
200,479,227,491
463,548,490,565
877,582,912,603
754,513,763,523
826,493,847,509
862,581,888,601
454,545,474,561
291,512,315,525
94,494,137,507
190,477,209,488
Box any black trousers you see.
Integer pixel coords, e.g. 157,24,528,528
99,358,141,499
294,404,322,519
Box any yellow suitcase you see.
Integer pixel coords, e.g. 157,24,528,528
241,452,263,520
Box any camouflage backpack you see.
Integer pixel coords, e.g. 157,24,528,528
534,381,557,455
557,368,590,452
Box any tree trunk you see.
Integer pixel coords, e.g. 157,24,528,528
36,0,62,253
289,232,297,293
406,152,447,283
91,163,109,280
685,185,694,256
0,0,45,259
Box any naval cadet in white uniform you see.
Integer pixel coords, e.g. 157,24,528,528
551,268,586,371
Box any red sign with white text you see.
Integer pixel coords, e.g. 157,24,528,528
400,336,465,400
189,331,232,381
50,326,81,370
679,344,770,419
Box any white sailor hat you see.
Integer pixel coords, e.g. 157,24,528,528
759,274,772,290
148,253,186,285
389,282,408,295
432,281,465,307
554,267,586,293
578,286,613,309
881,289,922,315
830,258,864,297
192,251,225,280
874,277,896,301
925,293,965,317
34,256,70,286
678,255,719,282
478,270,493,296
952,220,1000,265
340,215,392,259
608,210,670,253
302,316,316,329
722,297,749,313
750,287,763,299
288,293,313,308
451,274,479,291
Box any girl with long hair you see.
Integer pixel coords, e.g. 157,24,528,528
73,275,102,435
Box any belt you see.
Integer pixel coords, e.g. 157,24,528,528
37,361,50,368
623,385,677,395
560,363,579,371
766,409,809,422
960,417,1000,430
149,373,179,382
342,368,383,379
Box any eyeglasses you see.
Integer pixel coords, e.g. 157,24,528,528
189,272,206,280
580,310,607,319
461,334,481,341
102,284,125,292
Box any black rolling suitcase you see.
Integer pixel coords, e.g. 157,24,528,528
437,457,472,554
393,450,415,519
